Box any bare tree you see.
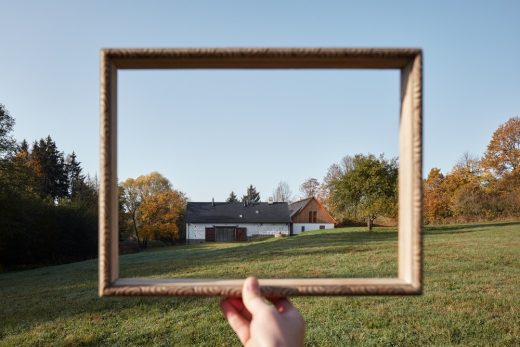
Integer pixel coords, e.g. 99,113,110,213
300,177,320,198
455,152,481,175
340,155,354,173
272,181,293,202
316,164,342,204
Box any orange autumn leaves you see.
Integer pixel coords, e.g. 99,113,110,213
424,117,520,224
120,172,186,248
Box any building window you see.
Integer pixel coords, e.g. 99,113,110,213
301,226,305,232
308,211,313,223
313,211,317,223
319,225,325,229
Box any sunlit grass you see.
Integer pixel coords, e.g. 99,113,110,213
120,227,398,279
1,222,519,346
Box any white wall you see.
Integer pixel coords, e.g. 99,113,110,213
292,223,334,235
186,223,290,242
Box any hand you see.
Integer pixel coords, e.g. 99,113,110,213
220,277,305,347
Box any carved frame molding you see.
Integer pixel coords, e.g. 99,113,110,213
99,48,423,297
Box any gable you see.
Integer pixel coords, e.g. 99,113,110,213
289,197,336,224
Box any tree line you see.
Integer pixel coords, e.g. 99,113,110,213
0,104,98,269
423,117,520,223
1,98,517,268
247,116,520,229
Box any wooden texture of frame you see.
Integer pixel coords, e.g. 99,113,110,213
99,48,423,297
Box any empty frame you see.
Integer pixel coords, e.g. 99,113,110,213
99,48,423,297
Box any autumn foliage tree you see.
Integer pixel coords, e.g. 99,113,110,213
423,117,520,223
481,116,520,177
300,178,320,199
120,172,186,248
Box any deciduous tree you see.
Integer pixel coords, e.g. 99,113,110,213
120,172,186,248
329,154,398,230
140,190,186,244
272,181,292,202
300,178,320,198
481,116,520,177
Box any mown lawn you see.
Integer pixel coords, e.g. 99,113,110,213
1,223,519,346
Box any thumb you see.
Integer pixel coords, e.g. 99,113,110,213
242,277,271,314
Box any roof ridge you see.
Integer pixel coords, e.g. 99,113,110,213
288,197,312,205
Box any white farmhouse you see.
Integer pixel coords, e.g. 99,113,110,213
185,201,290,243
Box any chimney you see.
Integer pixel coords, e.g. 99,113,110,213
212,198,215,207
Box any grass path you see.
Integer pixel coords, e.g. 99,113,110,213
1,223,519,346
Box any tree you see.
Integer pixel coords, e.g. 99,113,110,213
319,163,343,206
30,136,68,202
120,172,186,248
65,152,86,201
0,140,35,196
0,104,16,160
139,190,187,244
481,116,520,177
272,181,292,202
242,184,260,203
226,191,238,202
120,178,142,246
328,154,398,230
423,168,451,223
300,178,320,198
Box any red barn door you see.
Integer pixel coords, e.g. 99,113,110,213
236,227,247,241
205,227,215,241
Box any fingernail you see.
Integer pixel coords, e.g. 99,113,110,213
247,277,259,293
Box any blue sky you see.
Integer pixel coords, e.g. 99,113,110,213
1,1,519,201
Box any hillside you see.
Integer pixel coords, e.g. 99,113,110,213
1,223,519,346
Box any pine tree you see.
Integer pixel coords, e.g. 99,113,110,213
30,136,68,202
226,191,238,202
65,151,86,201
242,185,260,203
0,104,16,160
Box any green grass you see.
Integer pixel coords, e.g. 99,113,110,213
1,223,519,346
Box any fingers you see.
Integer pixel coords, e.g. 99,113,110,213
242,277,272,314
226,297,252,321
271,298,293,313
220,299,251,345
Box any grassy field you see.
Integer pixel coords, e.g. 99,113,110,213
1,223,519,346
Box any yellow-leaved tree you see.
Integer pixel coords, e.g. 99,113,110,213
120,172,187,249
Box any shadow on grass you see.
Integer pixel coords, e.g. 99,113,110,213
0,228,398,336
424,221,520,235
119,229,398,278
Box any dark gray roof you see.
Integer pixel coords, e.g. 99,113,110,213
186,202,291,224
288,198,312,217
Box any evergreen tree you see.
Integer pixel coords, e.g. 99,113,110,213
0,104,16,160
226,191,238,202
30,136,68,202
65,151,86,202
242,184,260,203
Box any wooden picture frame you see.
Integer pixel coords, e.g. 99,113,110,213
99,48,423,297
